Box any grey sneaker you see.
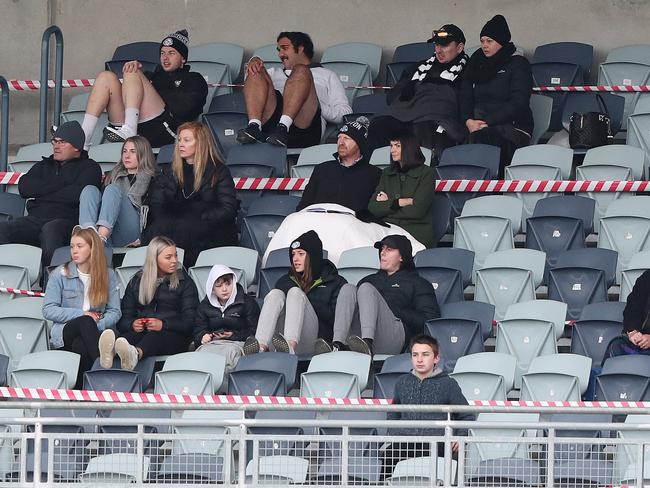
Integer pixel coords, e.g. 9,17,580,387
347,335,372,356
115,337,139,371
243,336,261,355
272,333,293,353
103,124,136,143
236,123,265,144
98,329,116,369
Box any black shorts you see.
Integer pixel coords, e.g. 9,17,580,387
262,90,322,148
137,109,177,148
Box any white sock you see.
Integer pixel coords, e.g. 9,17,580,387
124,107,140,130
81,114,99,145
249,119,262,128
279,114,293,129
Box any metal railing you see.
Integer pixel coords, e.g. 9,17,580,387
39,25,63,143
0,401,647,487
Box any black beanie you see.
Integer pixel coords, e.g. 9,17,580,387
480,15,511,46
374,234,415,270
290,230,324,278
338,116,370,153
160,29,189,60
53,121,85,152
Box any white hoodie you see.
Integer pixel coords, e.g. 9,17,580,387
205,264,238,312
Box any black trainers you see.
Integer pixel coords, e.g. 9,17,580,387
266,123,288,147
236,123,265,144
243,336,261,355
272,332,293,353
347,335,373,356
314,338,333,355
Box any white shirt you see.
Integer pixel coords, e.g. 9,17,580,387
78,270,91,312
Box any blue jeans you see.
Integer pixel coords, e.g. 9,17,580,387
79,184,140,247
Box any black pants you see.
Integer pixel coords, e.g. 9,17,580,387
62,315,101,388
0,216,75,271
120,330,189,358
467,126,530,177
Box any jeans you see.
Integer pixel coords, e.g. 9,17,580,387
79,184,140,247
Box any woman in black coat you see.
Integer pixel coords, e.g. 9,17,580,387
459,14,533,174
142,121,239,267
98,236,199,371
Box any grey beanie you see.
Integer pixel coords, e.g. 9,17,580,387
53,121,85,151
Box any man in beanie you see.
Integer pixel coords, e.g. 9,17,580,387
80,29,208,148
333,234,439,355
367,24,469,162
237,31,351,148
0,121,102,271
297,116,381,213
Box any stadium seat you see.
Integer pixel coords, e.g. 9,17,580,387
532,195,596,235
598,61,650,130
579,301,625,323
372,352,412,399
430,194,452,246
301,351,371,398
561,92,626,138
425,318,484,372
435,164,491,224
188,60,230,112
621,251,650,301
83,368,141,393
115,245,185,293
240,194,300,256
80,453,150,483
532,42,594,81
320,60,373,103
60,93,108,146
369,145,432,170
0,298,48,373
530,63,582,132
571,319,622,367
451,351,517,401
155,143,174,166
189,41,244,86
10,142,52,173
189,246,259,298
228,351,298,396
387,456,455,486
154,351,226,395
202,111,249,160
291,143,337,178
227,143,287,177
0,192,25,221
595,372,650,402
10,350,79,390
520,353,591,401
105,41,159,78
529,94,553,143
208,91,246,114
322,42,382,82
547,264,609,321
439,144,501,178
633,96,650,115
351,93,390,114
614,414,650,484
0,243,41,297
626,113,650,174
246,455,309,484
337,246,380,285
89,143,122,172
252,43,283,70
504,299,567,341
414,248,474,305
385,42,435,86
440,301,495,341
526,216,585,276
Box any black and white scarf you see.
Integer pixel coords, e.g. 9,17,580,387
397,52,468,102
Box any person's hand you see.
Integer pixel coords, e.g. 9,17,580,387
145,318,163,331
132,318,147,332
122,60,143,74
213,330,234,340
84,311,102,323
466,119,488,133
246,57,265,77
201,333,213,345
398,198,414,207
376,191,389,202
628,330,642,345
637,333,650,349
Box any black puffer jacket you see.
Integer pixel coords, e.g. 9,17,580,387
147,65,208,129
460,52,533,136
193,283,260,346
143,161,239,266
623,269,650,333
274,260,347,341
358,268,440,344
117,269,199,338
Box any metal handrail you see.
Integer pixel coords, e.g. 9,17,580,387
0,76,8,172
39,25,63,142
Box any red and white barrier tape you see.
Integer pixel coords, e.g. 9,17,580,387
0,287,43,297
533,84,650,93
234,176,307,191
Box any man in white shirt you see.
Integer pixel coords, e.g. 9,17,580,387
237,31,352,148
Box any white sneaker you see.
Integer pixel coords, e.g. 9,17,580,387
98,329,116,368
103,124,136,143
115,337,139,371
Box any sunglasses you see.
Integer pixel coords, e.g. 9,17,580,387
51,138,69,145
432,30,451,38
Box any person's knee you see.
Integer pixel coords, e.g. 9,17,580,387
289,64,313,81
95,70,120,85
357,282,376,297
80,184,101,201
286,286,307,304
264,288,286,305
102,184,123,198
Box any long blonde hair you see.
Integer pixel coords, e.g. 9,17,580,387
172,121,222,192
108,136,157,183
66,226,109,308
138,235,180,305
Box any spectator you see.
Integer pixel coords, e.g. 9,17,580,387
0,121,102,271
42,226,121,387
244,230,355,355
237,31,351,148
382,334,474,480
81,29,208,148
98,236,198,371
460,14,533,174
297,116,381,213
79,136,156,247
142,121,238,267
345,235,440,355
368,24,469,160
193,264,260,373
368,127,436,248
608,270,650,357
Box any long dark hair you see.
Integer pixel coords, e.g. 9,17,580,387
289,253,314,293
390,127,425,171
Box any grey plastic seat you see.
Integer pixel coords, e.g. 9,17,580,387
606,44,650,64
387,457,456,486
511,144,573,179
227,143,288,177
598,61,650,130
571,319,623,367
621,251,650,301
504,299,567,341
579,301,625,323
189,246,259,298
634,96,650,115
116,246,185,293
532,42,593,81
380,353,412,373
520,371,582,401
0,192,25,221
189,42,244,82
526,216,585,276
241,194,300,255
10,350,80,390
525,353,591,394
208,92,246,114
602,355,650,376
425,318,484,372
252,43,283,70
474,249,546,321
320,61,372,103
322,42,382,82
414,248,473,304
451,351,517,399
615,414,650,484
307,351,371,391
188,60,230,112
229,352,297,395
0,243,42,289
372,372,406,399
531,62,582,132
0,298,48,372
529,94,553,144
83,368,141,393
370,146,432,169
583,144,645,180
291,143,338,178
440,300,496,341
337,246,379,285
10,143,52,173
246,455,309,484
202,111,249,159
89,143,122,173
547,264,609,321
627,112,650,176
80,453,150,483
232,352,298,389
439,143,501,178
555,248,618,288
154,352,226,395
301,371,361,398
532,195,596,235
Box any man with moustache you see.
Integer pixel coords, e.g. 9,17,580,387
237,31,351,148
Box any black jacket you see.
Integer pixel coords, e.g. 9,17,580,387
19,152,102,221
147,65,208,129
359,268,440,343
623,269,650,333
192,283,260,346
117,269,199,338
143,161,239,266
460,54,533,136
274,260,347,341
297,155,381,213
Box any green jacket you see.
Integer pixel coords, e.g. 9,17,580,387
368,164,435,247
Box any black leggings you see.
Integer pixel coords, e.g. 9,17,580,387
120,330,189,358
62,315,101,388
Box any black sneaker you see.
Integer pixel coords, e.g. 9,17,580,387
266,123,288,147
347,335,373,356
272,332,293,353
236,123,265,144
314,338,333,355
243,336,260,355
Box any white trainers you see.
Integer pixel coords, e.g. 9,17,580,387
103,124,136,143
115,337,139,371
98,329,116,368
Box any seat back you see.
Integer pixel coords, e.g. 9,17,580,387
453,351,517,393
627,113,650,175
158,351,226,393
0,243,42,288
370,146,432,169
620,251,650,301
187,60,230,110
208,92,246,114
252,43,284,70
233,352,298,390
474,268,536,321
529,94,554,143
555,248,618,287
440,301,496,341
83,369,142,393
525,216,586,276
520,372,581,401
307,350,371,391
579,301,625,323
562,92,626,135
435,164,491,223
391,42,436,63
414,248,474,286
505,164,562,231
415,267,463,305
352,93,390,114
451,371,508,401
13,350,79,390
598,62,650,130
547,267,608,321
0,313,48,373
372,372,406,399
504,299,568,340
533,195,596,235
571,320,623,367
322,42,382,81
595,373,650,401
425,318,484,372
528,353,592,394
511,144,574,179
583,144,646,180
202,111,249,159
439,144,501,178
300,371,359,398
453,216,514,272
188,42,245,81
227,143,288,177
602,355,650,376
460,195,523,234
530,63,581,132
296,143,338,166
191,246,259,295
532,42,593,79
227,370,286,396
320,61,372,103
0,193,25,221
89,143,122,173
598,215,650,279
338,246,380,285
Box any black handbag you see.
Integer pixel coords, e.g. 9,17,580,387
568,95,613,149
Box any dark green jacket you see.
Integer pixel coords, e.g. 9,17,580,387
368,164,435,247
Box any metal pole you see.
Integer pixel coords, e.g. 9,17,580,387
39,25,64,142
0,76,8,173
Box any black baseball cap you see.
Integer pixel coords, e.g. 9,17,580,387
427,24,466,45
